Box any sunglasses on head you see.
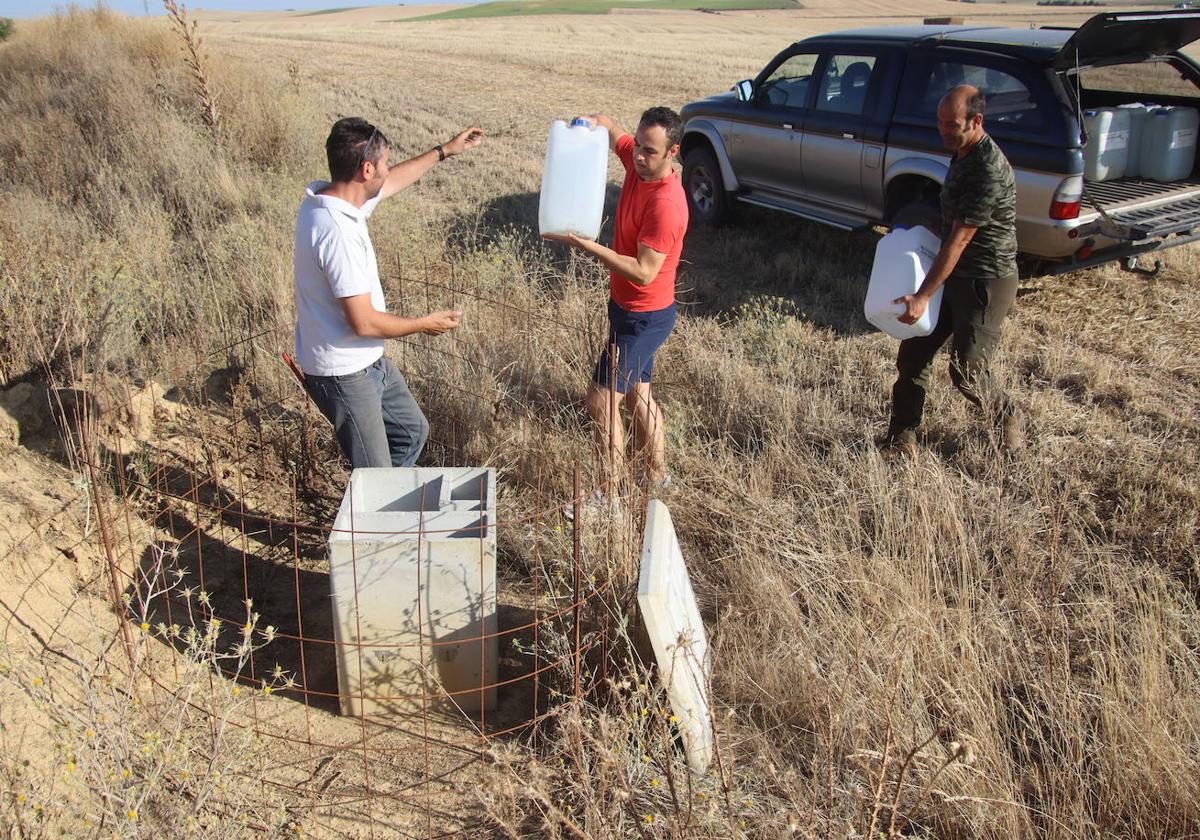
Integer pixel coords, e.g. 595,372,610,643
360,126,381,167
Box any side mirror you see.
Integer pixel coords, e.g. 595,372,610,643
733,80,754,102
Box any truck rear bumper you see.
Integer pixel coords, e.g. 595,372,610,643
1030,178,1200,269
1041,229,1200,275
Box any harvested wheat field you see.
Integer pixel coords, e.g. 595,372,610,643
0,1,1198,838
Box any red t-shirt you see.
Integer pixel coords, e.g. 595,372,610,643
610,133,689,312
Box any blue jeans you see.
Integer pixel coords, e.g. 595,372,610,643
304,357,429,469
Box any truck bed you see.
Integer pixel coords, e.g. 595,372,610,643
1085,176,1200,239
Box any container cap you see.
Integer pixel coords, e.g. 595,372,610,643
570,117,591,128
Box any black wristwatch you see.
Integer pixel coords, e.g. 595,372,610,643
435,144,447,162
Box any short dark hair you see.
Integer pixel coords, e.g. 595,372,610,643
965,89,987,121
325,117,390,183
638,106,683,149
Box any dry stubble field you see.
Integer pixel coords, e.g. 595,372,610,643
1,2,1199,838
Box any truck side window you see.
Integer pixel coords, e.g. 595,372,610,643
816,54,877,115
907,61,1044,129
759,53,820,109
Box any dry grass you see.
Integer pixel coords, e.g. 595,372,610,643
0,544,296,837
0,4,1198,838
0,6,320,384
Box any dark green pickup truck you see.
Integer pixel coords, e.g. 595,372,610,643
680,11,1200,274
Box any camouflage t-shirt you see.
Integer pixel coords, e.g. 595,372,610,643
940,133,1018,280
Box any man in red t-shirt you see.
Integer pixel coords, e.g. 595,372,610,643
544,107,689,493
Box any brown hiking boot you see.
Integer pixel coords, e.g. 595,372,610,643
878,430,917,461
1001,411,1026,454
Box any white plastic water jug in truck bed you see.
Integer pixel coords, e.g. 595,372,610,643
1140,106,1199,182
1083,107,1131,182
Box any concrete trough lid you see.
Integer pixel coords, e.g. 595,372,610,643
341,466,494,515
637,499,714,775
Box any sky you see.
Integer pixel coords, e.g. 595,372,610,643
1,0,456,18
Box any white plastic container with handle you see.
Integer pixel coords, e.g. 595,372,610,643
538,118,610,240
864,225,944,339
1083,107,1131,182
1117,103,1154,178
1139,106,1199,182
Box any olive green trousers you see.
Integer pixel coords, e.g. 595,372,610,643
888,271,1018,442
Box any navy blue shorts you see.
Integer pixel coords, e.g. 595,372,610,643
592,300,677,393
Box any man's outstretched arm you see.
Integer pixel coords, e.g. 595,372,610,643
379,126,485,200
340,295,461,339
544,234,666,287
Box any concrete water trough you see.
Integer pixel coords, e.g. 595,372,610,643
328,467,497,717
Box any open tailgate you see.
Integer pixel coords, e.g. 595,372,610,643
1054,10,1200,69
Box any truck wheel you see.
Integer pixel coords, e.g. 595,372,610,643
891,198,940,233
683,146,731,226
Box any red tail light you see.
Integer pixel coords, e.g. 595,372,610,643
1050,200,1082,220
1050,176,1084,221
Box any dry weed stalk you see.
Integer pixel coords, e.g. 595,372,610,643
162,0,220,139
286,58,300,94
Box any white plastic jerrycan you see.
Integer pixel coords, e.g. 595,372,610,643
1117,103,1154,178
864,225,944,339
1139,106,1199,182
1083,107,1131,182
538,118,610,240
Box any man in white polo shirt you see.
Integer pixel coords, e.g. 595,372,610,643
295,117,483,468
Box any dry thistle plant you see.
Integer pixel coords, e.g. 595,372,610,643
161,0,220,140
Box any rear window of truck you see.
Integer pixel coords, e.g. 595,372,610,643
898,59,1046,130
1076,58,1199,97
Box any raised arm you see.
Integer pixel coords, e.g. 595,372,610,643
379,126,485,200
580,114,625,152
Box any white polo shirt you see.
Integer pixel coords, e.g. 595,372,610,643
293,181,386,377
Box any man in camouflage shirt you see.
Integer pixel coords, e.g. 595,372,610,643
884,84,1022,456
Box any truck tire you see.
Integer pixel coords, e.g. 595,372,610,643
891,198,941,233
683,146,731,226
